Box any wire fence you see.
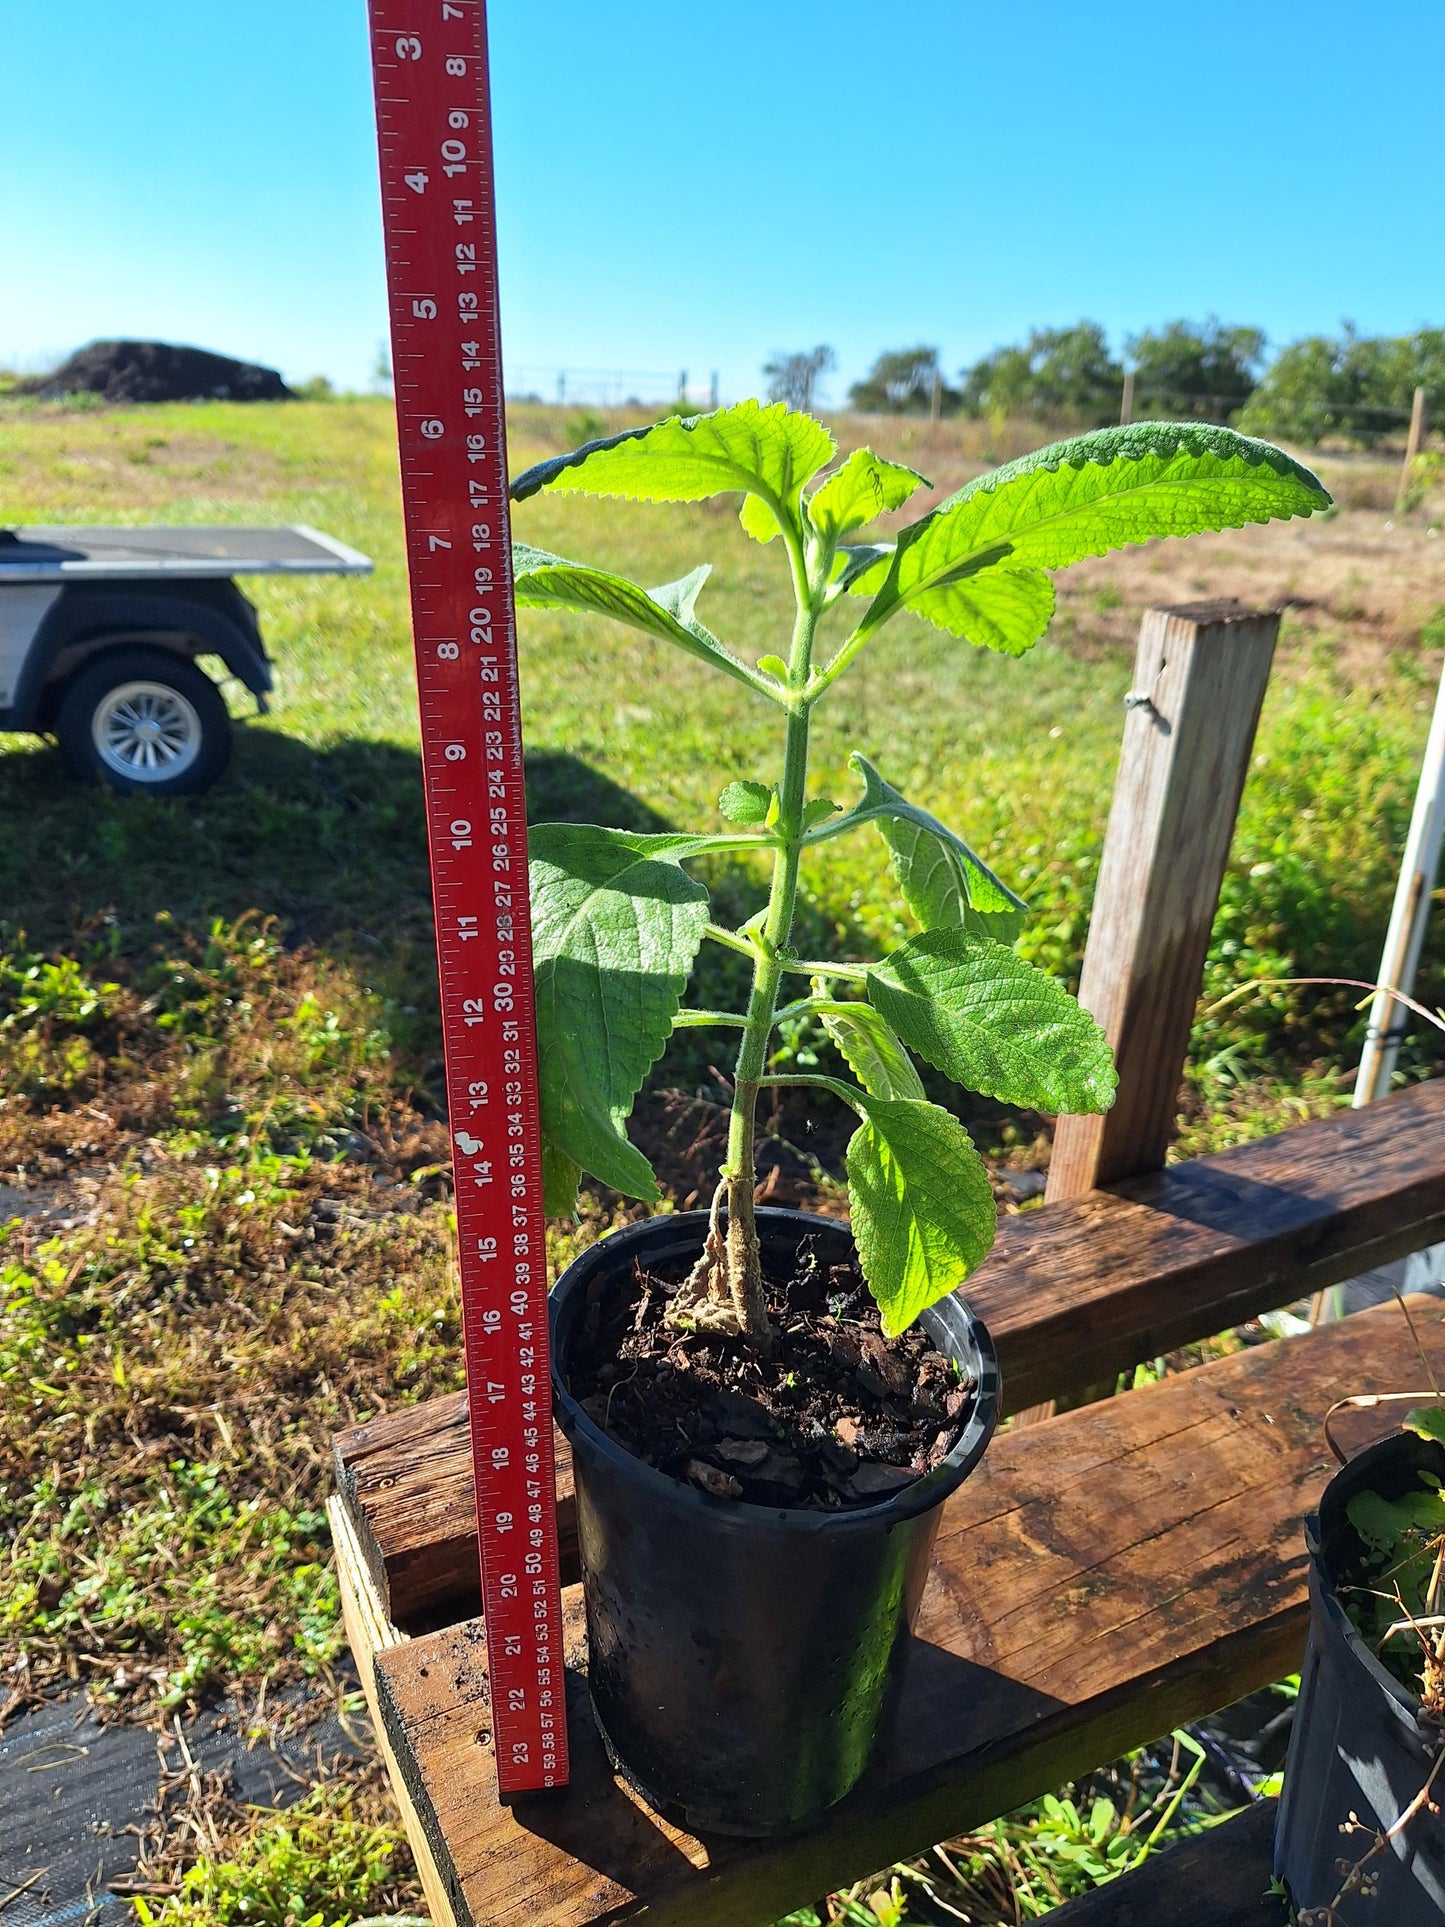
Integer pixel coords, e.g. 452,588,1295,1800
500,368,1432,455
505,365,720,410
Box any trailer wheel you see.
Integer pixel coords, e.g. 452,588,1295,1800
55,648,232,795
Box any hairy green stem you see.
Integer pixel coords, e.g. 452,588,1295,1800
714,539,823,1334
702,921,760,959
778,957,868,981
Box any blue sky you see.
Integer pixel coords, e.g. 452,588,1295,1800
3,1,1443,401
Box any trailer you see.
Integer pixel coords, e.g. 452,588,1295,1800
0,523,372,794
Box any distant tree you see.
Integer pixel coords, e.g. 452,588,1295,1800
763,345,835,412
848,346,958,414
1124,319,1265,418
960,323,1121,424
1238,323,1444,446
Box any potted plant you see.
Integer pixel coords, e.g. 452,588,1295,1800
509,405,1328,1836
1276,1411,1445,1923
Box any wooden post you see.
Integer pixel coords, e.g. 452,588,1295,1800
1120,372,1135,426
930,369,943,423
1397,384,1428,511
1046,601,1280,1202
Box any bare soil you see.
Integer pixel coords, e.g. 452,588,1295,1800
564,1236,976,1510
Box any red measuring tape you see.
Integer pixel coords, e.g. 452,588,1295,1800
367,0,569,1793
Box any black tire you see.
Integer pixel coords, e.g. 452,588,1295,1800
55,647,232,796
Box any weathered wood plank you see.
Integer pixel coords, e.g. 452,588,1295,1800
334,1395,579,1622
1046,1799,1281,1925
335,1078,1445,1624
366,1292,1445,1927
1047,601,1279,1201
329,1494,459,1927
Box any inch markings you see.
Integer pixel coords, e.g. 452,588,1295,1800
366,0,568,1794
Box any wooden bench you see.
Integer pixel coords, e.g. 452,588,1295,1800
332,1257,1445,1926
331,603,1445,1922
336,1077,1445,1627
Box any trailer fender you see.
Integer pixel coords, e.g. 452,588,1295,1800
10,580,273,730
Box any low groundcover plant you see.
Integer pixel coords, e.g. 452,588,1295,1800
511,405,1328,1342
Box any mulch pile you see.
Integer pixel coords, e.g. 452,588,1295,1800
24,340,293,404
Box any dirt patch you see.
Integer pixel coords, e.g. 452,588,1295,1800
565,1237,975,1509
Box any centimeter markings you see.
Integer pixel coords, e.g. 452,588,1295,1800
367,0,569,1794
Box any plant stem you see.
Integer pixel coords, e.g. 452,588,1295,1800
714,532,821,1334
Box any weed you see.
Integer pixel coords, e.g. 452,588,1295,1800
132,1783,412,1927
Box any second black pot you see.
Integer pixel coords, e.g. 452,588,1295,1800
1275,1430,1445,1921
550,1207,1000,1837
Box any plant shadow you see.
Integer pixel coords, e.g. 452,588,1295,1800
0,724,672,951
0,726,869,1121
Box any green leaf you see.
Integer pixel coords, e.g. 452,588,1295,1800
718,779,772,825
512,544,770,694
867,927,1117,1114
802,797,839,831
510,401,836,535
845,1095,997,1336
840,754,1027,937
541,1141,581,1217
829,542,895,597
530,824,712,1200
808,449,929,541
1405,1406,1445,1447
901,564,1056,657
848,422,1330,654
738,492,782,544
820,1004,925,1101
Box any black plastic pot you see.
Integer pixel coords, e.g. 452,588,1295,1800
549,1207,1000,1837
1275,1431,1445,1921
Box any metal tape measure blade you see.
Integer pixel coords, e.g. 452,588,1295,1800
367,0,569,1794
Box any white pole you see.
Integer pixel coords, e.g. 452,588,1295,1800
1316,656,1445,1322
1355,655,1445,1106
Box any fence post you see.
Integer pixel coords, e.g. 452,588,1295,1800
1120,372,1135,426
1010,602,1279,1426
930,370,943,424
1397,385,1428,511
1046,600,1280,1202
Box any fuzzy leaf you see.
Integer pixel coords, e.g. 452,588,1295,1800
541,1141,582,1217
830,542,895,596
719,779,772,825
903,564,1056,656
510,401,836,530
849,422,1330,654
808,449,929,541
867,928,1116,1114
843,754,1027,937
738,491,782,544
530,825,712,1200
821,1004,925,1101
846,1095,997,1336
1405,1407,1445,1447
511,544,761,691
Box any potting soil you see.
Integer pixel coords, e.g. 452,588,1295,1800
565,1239,975,1509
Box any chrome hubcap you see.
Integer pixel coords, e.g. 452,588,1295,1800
92,681,202,780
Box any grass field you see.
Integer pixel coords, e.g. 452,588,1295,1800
1,394,1441,1923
